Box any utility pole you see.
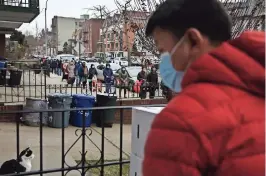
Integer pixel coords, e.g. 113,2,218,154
124,1,131,65
44,0,49,56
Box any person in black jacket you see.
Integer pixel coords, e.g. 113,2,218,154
147,66,158,99
137,66,147,81
88,64,98,92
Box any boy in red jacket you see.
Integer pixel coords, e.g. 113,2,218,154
143,0,265,175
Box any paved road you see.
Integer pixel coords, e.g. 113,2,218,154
0,123,131,176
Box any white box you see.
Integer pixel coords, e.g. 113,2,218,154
131,107,164,158
130,154,143,176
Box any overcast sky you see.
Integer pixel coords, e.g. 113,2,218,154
19,0,118,34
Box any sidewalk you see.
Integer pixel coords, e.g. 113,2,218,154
0,123,131,176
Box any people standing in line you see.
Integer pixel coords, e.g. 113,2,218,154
137,66,147,81
75,61,81,86
61,60,68,81
103,63,113,93
66,61,75,86
88,64,98,92
78,62,89,89
146,66,158,99
142,0,265,175
50,59,57,74
118,66,129,98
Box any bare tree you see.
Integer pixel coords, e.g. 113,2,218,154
128,0,265,58
85,5,119,60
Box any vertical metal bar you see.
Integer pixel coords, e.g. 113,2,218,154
39,112,43,176
35,71,37,97
4,77,6,102
29,70,31,98
17,85,19,102
55,84,57,92
119,102,124,176
16,113,20,161
60,84,62,93
100,110,105,176
61,111,65,176
22,70,25,101
81,110,86,176
48,84,51,93
11,86,13,102
44,71,47,99
41,69,43,99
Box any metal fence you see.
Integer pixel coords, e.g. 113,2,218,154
0,104,166,176
0,68,164,103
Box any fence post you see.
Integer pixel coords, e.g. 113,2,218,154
44,69,47,99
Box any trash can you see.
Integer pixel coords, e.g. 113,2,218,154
0,61,6,85
23,98,49,127
8,69,22,86
95,93,117,128
70,94,95,127
48,93,72,128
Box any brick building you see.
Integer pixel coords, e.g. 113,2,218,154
82,18,104,57
96,11,149,58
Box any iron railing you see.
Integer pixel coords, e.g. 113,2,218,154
0,104,166,176
0,68,165,103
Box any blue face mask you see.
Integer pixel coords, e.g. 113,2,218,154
159,37,185,92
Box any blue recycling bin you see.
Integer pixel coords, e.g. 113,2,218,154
70,94,95,127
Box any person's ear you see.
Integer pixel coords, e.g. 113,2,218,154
185,28,205,60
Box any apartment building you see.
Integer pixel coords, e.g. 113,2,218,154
51,16,85,54
96,11,148,58
82,18,104,57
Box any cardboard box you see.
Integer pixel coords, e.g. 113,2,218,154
131,107,164,158
130,154,143,176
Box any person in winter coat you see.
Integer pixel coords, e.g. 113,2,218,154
88,64,98,92
143,0,265,176
103,63,113,93
137,66,147,81
50,59,57,74
78,62,89,89
66,61,75,86
57,59,62,76
118,66,129,98
75,61,81,86
61,60,68,81
146,66,158,99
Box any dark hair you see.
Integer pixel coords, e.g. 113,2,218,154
145,0,232,42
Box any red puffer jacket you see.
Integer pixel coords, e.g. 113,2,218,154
143,31,265,176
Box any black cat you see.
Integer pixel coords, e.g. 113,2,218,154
0,147,34,174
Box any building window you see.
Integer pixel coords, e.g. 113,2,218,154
107,44,110,48
107,33,110,39
111,43,114,50
115,43,119,48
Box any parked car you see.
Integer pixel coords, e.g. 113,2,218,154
96,63,121,81
114,57,129,67
55,54,75,62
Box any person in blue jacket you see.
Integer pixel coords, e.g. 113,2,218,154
103,63,113,93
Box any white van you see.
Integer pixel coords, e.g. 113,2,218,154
114,57,128,67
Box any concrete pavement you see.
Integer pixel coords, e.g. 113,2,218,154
0,123,131,175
